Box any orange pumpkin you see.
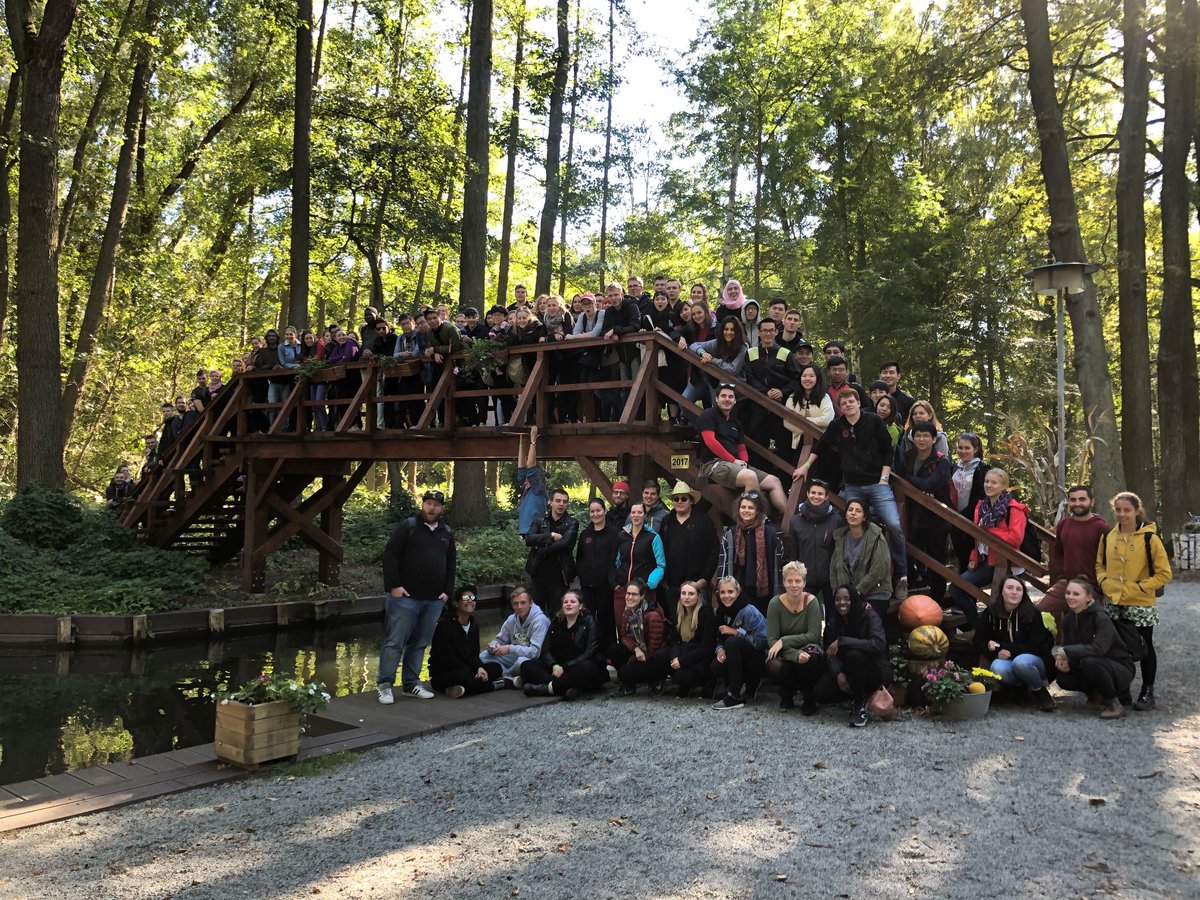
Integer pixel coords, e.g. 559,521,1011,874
898,594,943,630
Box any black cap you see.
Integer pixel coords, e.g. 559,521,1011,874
796,339,813,350
422,490,446,503
463,307,479,317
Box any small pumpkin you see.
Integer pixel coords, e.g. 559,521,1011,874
967,681,987,695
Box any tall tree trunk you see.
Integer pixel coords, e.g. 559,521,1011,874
311,0,330,89
12,0,78,489
721,138,741,283
598,0,614,286
289,0,313,330
752,103,764,299
496,5,524,306
59,0,159,445
557,0,580,297
57,0,138,253
1157,0,1200,535
433,1,471,308
0,73,21,348
1115,0,1155,520
455,0,493,528
535,0,569,296
1019,0,1125,510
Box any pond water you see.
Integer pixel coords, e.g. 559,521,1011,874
0,610,503,786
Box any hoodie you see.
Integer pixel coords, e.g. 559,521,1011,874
785,501,844,592
489,604,551,661
1060,601,1134,669
972,595,1055,673
823,588,891,684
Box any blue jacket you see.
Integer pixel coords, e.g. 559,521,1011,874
715,601,768,653
278,341,302,369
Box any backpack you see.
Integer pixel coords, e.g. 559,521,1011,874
1110,614,1147,662
1019,518,1042,562
1100,526,1166,598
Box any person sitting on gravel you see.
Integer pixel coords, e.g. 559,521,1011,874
522,591,607,700
479,586,550,688
429,586,505,698
973,576,1056,712
765,562,826,714
610,579,668,695
813,584,893,728
708,576,769,710
1052,578,1136,720
664,581,719,698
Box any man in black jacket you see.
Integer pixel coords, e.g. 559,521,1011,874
897,421,952,603
740,318,797,468
658,481,719,623
377,489,456,704
786,479,844,612
525,487,579,617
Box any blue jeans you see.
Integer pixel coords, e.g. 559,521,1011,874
840,482,906,576
948,563,994,626
989,654,1047,690
478,650,530,678
377,595,444,689
267,381,291,425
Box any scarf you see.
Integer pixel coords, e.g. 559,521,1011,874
734,516,770,597
977,490,1013,531
625,595,650,651
720,281,746,311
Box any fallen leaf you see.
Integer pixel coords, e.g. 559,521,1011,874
558,843,569,853
1085,862,1112,872
1136,770,1163,779
813,761,826,769
1088,798,1106,806
1014,736,1025,742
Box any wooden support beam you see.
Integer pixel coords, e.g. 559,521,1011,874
335,368,375,432
240,468,270,593
267,379,303,434
507,354,547,426
618,345,657,424
576,456,613,500
416,364,455,429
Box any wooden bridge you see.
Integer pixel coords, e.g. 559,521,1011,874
122,332,1052,597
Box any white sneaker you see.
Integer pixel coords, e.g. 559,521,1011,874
403,684,434,700
606,665,618,682
376,684,394,705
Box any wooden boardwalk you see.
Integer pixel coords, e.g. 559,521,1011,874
0,688,555,833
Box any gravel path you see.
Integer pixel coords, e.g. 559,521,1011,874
4,586,1199,900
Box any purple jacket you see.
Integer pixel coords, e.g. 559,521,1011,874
326,337,360,365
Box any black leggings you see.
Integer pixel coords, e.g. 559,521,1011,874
710,635,765,697
1057,656,1135,702
430,661,501,694
521,658,609,694
765,655,826,702
615,647,673,686
813,649,886,704
1138,625,1156,686
579,582,614,651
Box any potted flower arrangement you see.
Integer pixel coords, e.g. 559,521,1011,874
458,338,504,387
296,356,338,384
214,672,331,769
921,661,993,719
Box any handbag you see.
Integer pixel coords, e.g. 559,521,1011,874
867,686,896,722
506,353,528,387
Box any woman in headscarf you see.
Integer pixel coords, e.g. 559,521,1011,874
715,278,747,325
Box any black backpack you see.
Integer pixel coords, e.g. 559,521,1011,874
1110,614,1147,662
1019,518,1042,562
1100,526,1166,599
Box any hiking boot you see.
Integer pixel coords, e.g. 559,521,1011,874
1099,699,1126,720
712,694,744,711
779,694,796,710
445,685,466,699
1133,686,1155,711
849,703,869,727
376,683,394,705
1031,687,1056,713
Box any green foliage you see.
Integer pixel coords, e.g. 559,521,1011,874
455,527,529,588
215,671,331,715
0,490,208,615
1,483,85,550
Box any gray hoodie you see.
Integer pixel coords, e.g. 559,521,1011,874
489,604,550,661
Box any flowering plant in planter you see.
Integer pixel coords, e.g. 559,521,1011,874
971,667,1002,691
215,672,331,715
921,661,973,709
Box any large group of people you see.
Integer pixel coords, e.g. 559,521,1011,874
121,273,1173,723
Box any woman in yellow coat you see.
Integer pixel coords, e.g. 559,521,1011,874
1095,492,1172,711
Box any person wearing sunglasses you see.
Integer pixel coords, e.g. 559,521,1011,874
695,383,789,516
659,480,719,624
429,585,506,698
377,489,456,703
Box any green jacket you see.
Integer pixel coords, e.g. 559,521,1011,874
829,523,891,599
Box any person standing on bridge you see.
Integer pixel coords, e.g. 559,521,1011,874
376,489,456,703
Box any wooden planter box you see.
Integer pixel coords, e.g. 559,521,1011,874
214,699,301,769
383,358,422,378
308,364,346,383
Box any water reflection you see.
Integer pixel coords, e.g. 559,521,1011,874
0,611,501,785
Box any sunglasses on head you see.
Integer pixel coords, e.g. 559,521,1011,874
740,491,760,500
424,490,446,502
718,383,737,391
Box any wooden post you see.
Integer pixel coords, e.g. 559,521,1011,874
56,616,73,647
131,614,150,644
241,467,268,593
319,484,344,586
208,608,225,634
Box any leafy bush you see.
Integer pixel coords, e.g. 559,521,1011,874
455,527,529,587
1,483,84,549
0,489,207,615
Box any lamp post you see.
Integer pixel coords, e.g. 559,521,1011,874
1023,260,1100,496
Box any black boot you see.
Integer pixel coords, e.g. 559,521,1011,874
523,683,550,697
1133,685,1155,711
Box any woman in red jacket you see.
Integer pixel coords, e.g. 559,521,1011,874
610,579,667,695
947,468,1027,630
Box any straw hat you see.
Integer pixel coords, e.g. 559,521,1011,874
669,480,701,503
